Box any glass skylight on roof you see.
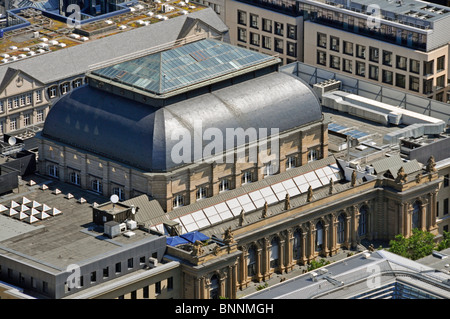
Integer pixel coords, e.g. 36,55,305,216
92,39,277,95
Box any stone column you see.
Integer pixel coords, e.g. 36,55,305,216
308,222,315,262
285,229,294,272
301,230,307,265
352,205,359,248
345,215,351,249
262,237,270,280
279,238,285,274
420,199,428,232
256,246,263,282
323,219,330,257
219,273,226,299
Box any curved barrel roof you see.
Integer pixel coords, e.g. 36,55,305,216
42,71,322,172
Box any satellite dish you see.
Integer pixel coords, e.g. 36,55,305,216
8,136,16,146
131,205,136,214
110,194,119,204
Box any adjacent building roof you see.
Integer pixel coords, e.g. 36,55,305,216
42,69,322,172
0,8,229,85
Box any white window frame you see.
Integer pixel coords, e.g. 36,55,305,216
196,186,207,201
49,86,57,98
48,164,59,178
70,171,80,185
242,171,252,184
36,109,44,123
73,78,83,88
13,96,19,108
36,90,42,102
9,118,17,131
219,179,230,192
263,163,274,177
19,94,25,106
286,156,296,170
308,149,319,163
26,92,32,105
23,113,31,127
61,82,70,95
0,100,4,113
7,99,12,110
113,187,125,201
91,179,103,193
173,194,184,208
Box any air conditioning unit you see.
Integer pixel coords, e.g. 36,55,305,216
126,219,137,230
119,223,127,232
149,257,158,268
310,271,318,281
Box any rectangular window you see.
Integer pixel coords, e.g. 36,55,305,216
13,96,19,108
437,55,445,72
396,56,407,70
168,276,174,291
250,14,258,28
423,78,433,95
369,65,379,80
444,174,449,187
36,109,44,122
330,36,339,52
155,281,161,295
274,38,283,54
0,100,3,113
173,194,184,208
43,281,48,293
287,42,296,57
237,27,247,43
250,32,260,46
103,267,109,279
10,117,17,131
237,10,246,25
330,55,340,70
262,18,272,33
286,156,296,170
19,95,25,106
26,92,32,105
219,179,230,192
356,45,366,59
287,24,296,40
49,87,57,98
128,258,134,269
115,262,121,274
343,41,353,55
274,22,283,36
382,70,393,84
356,61,366,77
343,59,353,73
423,60,434,76
36,90,42,102
395,73,406,88
409,76,420,92
7,98,12,110
143,286,149,298
410,59,420,74
23,113,31,127
90,271,96,283
0,120,4,134
317,50,326,66
196,186,207,201
369,47,379,63
436,75,445,89
317,32,327,48
308,149,319,162
382,50,392,66
242,171,252,184
262,36,271,50
444,198,449,215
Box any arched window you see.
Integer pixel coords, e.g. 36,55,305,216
337,214,345,244
412,201,421,230
358,206,368,236
316,221,324,252
270,237,279,269
293,229,302,260
210,274,220,299
247,245,257,277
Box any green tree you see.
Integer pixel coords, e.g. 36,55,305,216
437,231,450,251
389,229,436,260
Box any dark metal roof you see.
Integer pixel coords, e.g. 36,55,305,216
42,71,322,172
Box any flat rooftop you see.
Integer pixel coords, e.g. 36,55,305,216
0,1,208,64
0,174,160,274
244,250,450,299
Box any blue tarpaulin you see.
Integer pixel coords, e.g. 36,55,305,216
166,236,189,247
180,231,209,243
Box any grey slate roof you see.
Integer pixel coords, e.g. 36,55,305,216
0,8,229,85
370,154,422,178
42,71,323,172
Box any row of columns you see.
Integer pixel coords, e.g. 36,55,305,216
237,204,371,288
